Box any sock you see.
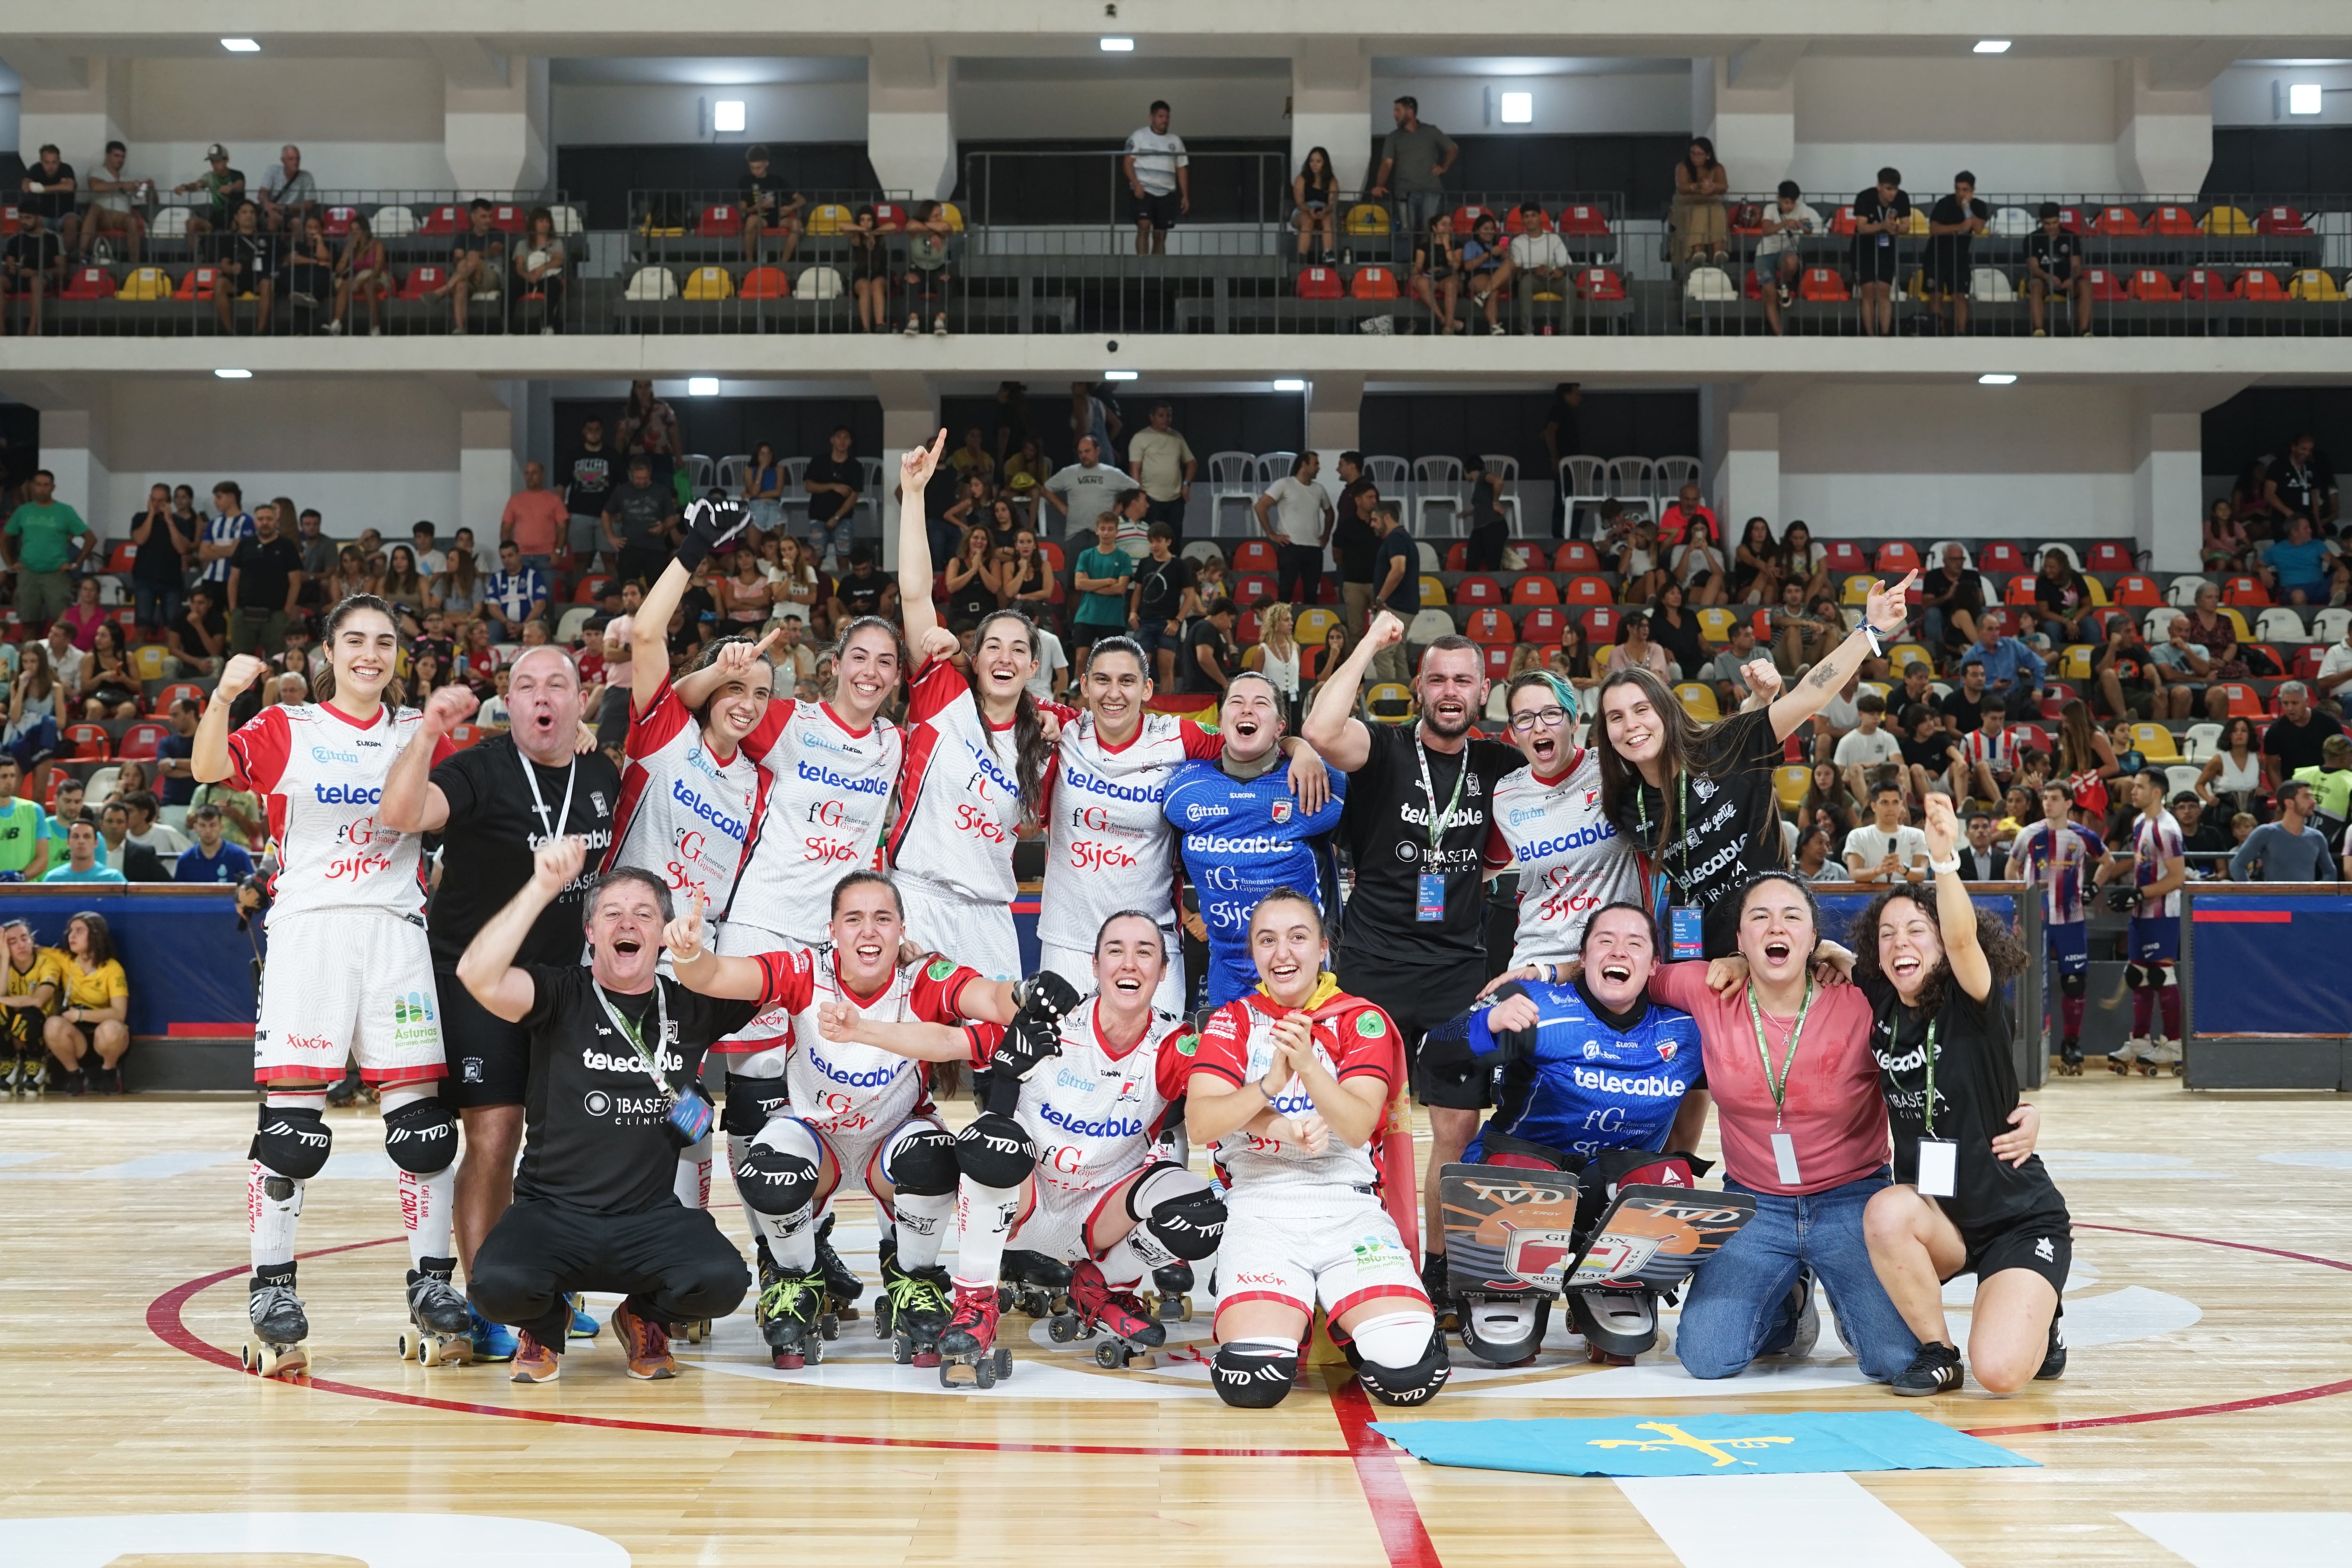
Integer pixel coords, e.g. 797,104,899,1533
739,1120,822,1271
1095,1231,1167,1291
2060,995,2085,1038
249,1090,324,1271
380,1087,454,1268
950,1180,1023,1292
892,1192,955,1271
675,1135,712,1210
2131,987,2153,1036
1231,1334,1298,1361
2158,981,2180,1039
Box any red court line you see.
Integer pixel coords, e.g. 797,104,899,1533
2192,910,2291,923
1329,1374,1443,1568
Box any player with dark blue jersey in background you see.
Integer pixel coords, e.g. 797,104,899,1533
1163,673,1347,1008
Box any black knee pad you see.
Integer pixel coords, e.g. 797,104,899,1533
887,1125,960,1197
2154,963,2177,989
2059,972,2086,999
733,1137,819,1218
249,1104,332,1181
1144,1188,1226,1262
2123,963,2149,990
382,1096,459,1175
1355,1329,1454,1408
721,1073,793,1138
1212,1345,1299,1409
954,1112,1036,1189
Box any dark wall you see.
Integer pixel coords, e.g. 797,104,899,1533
0,402,40,495
2201,386,2352,478
2205,128,2352,199
954,139,1289,225
553,143,882,229
937,390,1304,470
1432,134,1691,214
1362,390,1699,472
549,396,884,472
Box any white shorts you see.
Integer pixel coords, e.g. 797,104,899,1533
709,920,794,1058
819,1112,942,1203
898,877,1020,983
1011,1163,1151,1262
1213,1184,1426,1334
1038,930,1188,1017
254,907,445,1087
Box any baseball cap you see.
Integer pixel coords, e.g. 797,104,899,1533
207,143,229,161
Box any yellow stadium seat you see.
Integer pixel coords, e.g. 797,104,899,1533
2058,644,2092,680
1901,208,1931,236
682,266,734,301
119,266,173,302
2288,269,2344,301
1418,574,1446,605
1840,573,1876,606
805,203,854,235
2130,723,2182,762
1675,683,1721,722
1294,607,1339,647
132,644,170,681
1345,203,1394,236
934,202,966,231
2201,206,2254,236
1774,763,1813,814
1887,642,1932,674
1365,682,1415,723
2221,606,2252,643
1696,607,1739,644
1857,680,1891,703
2083,576,2110,606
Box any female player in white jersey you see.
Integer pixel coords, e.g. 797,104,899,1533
606,509,777,1211
1187,888,1449,1410
192,595,468,1377
889,432,1058,982
791,909,1226,1385
1034,636,1328,1012
1481,669,1645,973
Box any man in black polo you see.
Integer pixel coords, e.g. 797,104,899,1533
1924,170,1990,336
458,838,758,1381
382,646,620,1352
1304,609,1519,1317
225,501,307,655
602,456,678,588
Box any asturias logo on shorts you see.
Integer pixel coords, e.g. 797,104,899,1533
390,991,437,1050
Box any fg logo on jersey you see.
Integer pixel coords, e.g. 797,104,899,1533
1270,798,1292,825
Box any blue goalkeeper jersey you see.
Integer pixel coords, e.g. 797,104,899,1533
1163,757,1346,1008
1436,979,1704,1161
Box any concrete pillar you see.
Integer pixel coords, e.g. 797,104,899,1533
871,373,940,567
459,406,517,541
1694,53,1799,193
2133,408,2202,573
445,56,550,193
868,43,956,202
1293,42,1374,191
36,406,110,528
2114,58,2213,199
1721,409,1782,533
17,55,127,165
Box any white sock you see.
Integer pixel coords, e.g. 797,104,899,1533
675,1135,713,1210
892,1191,955,1271
250,1090,323,1270
1095,1163,1201,1287
950,1180,1023,1292
380,1086,455,1267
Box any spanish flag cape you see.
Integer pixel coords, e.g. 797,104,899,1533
1245,971,1421,1254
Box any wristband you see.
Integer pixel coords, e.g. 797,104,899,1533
1863,625,1883,658
1929,855,1962,875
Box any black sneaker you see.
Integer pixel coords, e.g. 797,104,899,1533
1422,1253,1459,1333
1892,1340,1963,1396
1759,1266,1819,1359
2034,1314,2066,1381
90,1066,117,1096
63,1069,87,1098
106,1066,127,1096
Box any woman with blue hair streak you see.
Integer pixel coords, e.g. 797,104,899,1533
1478,669,1645,972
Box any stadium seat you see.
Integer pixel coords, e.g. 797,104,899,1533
1442,541,1470,571
1675,683,1721,722
681,266,734,300
2143,607,2184,643
1695,607,1739,645
2214,682,2262,717
2287,270,2343,302
1557,204,1610,235
697,204,744,238
2085,269,2128,302
1229,540,1277,572
1455,575,1503,606
1969,267,2010,302
1519,605,1566,642
1553,541,1601,573
1406,608,1453,645
870,204,908,232
2006,574,2039,606
1575,268,1626,301
2181,268,2235,301
1976,542,2024,573
1685,266,1737,301
321,205,358,237
1232,573,1276,606
625,266,681,301
1562,574,1611,605
934,203,966,231
2127,268,2178,302
2163,574,2211,608
573,573,612,603
1296,266,1343,299
2255,607,2309,644
174,266,221,300
156,682,206,714
1449,206,1493,234
62,724,111,761
1822,540,1867,574
2008,722,2053,756
1581,605,1621,643
1366,683,1415,723
1888,642,1932,674
1418,575,1446,605
130,645,170,683
2315,608,2352,643
2256,205,2313,236
1829,206,1858,235
399,265,446,299
2148,204,2198,235
1482,645,1513,680
61,266,114,301
371,204,417,238
1773,764,1812,813
2219,607,2254,643
2223,576,2268,607
1235,608,1262,645
1509,575,1559,605
1344,204,1393,236
2085,542,2133,572
118,266,171,302
117,721,168,760
805,204,854,235
2092,205,2143,236
1505,205,1554,235
420,205,464,234
2057,645,2092,680
738,265,790,300
798,266,844,300
2240,270,2289,302
2180,722,2222,763
1294,607,1338,647
2292,644,2329,681
1799,267,1849,302
1350,265,1400,299
491,204,526,234
150,206,190,239
1750,609,1774,641
2202,205,2254,236
1990,207,2035,237
2054,206,2088,234
2112,573,2161,606
1874,541,1921,573
1466,607,1515,645
1840,573,1876,606
1039,540,1066,572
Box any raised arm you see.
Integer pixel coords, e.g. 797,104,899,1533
1303,608,1397,770
671,626,782,713
895,430,950,650
1767,570,1918,742
1922,795,1992,1002
660,893,771,1001
191,654,270,782
379,685,475,833
457,837,581,1022
630,556,692,712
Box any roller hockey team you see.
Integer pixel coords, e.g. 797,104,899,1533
209,433,2074,1407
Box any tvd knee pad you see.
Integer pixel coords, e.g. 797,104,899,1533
885,1125,960,1198
1144,1187,1226,1262
250,1103,333,1181
2059,971,2087,999
1212,1341,1299,1409
954,1112,1037,1189
734,1133,820,1219
1353,1323,1452,1409
381,1096,459,1176
720,1072,794,1138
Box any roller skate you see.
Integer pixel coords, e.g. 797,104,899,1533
2057,1037,2083,1076
242,1262,310,1380
566,1292,599,1340
2107,1036,2148,1075
997,1248,1073,1319
1422,1253,1461,1335
755,1258,833,1369
813,1212,863,1322
3,1052,25,1098
467,1308,519,1363
396,1257,475,1366
938,1284,1014,1388
1050,1259,1167,1369
2140,1036,2181,1077
876,1248,951,1368
1144,1260,1194,1323
324,1067,361,1108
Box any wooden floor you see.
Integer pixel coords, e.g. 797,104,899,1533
1,1076,2348,1567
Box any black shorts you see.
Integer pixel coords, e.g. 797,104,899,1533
1124,189,1182,231
435,959,532,1109
1334,949,1493,1109
1924,257,1968,295
1952,1210,2072,1297
1854,242,1901,285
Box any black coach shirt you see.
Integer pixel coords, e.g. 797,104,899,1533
426,735,622,965
2027,229,2083,279
514,966,758,1215
1333,722,1519,970
1613,707,1788,958
228,533,304,613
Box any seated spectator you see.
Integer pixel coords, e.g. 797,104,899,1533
174,802,255,885
1850,167,1911,337
716,544,776,630
433,198,505,335
1771,581,1839,674
277,212,335,319
257,144,317,233
2262,514,2336,607
999,528,1056,627
1919,541,1985,651
510,206,567,333
173,143,246,240
1408,213,1463,335
2092,619,2161,721
1616,520,1665,605
2194,715,2265,819
741,144,806,264
121,792,190,860
43,819,126,886
0,207,65,337
1797,759,1858,844
1700,619,1764,708
1776,520,1830,602
326,213,390,337
56,578,110,652
2231,781,2337,882
1956,811,2008,879
1794,824,1840,883
79,624,142,723
1507,201,1571,309
95,800,167,880
1656,484,1716,550
1550,617,1599,695
1970,611,2048,717
1671,516,1728,607
484,541,549,637
1953,701,2016,804
1843,779,1928,884
1731,516,1780,604
2263,681,2346,792
842,206,892,334
1292,147,1340,260
2033,549,2097,643
1900,701,1963,801
2202,498,2251,573
1834,692,1903,804
1647,580,1708,681
1672,136,1730,267
190,772,266,853
0,756,48,882
17,142,76,242
167,585,230,678
1190,546,1231,614
77,141,151,263
1755,181,1822,336
1923,171,1990,336
2173,791,2231,857
2026,201,2090,338
765,533,824,634
1460,213,1514,335
212,200,279,337
1002,437,1053,525
769,616,818,686
1045,436,1127,545
828,543,897,625
2292,732,2352,845
42,911,128,1096
902,201,954,336
1602,610,1672,681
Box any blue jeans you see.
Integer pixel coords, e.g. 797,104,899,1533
815,509,858,564
747,499,782,535
133,582,183,630
1401,191,1446,239
1673,1170,1917,1383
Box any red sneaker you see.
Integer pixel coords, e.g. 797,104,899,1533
509,1329,562,1383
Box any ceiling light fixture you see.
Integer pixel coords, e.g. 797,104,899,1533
1100,37,1134,52
713,100,746,133
1499,92,1533,125
1104,369,1138,381
1973,40,2011,55
221,38,261,53
215,368,253,380
687,378,720,397
1979,373,2018,385
1273,378,1307,392
2288,82,2324,115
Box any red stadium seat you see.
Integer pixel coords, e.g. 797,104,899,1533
1728,202,1764,234
1562,574,1612,605
61,266,114,301
1557,204,1610,235
1743,267,1766,300
1823,540,1867,574
116,722,168,760
2181,268,2236,301
1874,541,1920,573
1235,609,1261,645
2223,576,2269,606
2085,542,2134,572
2085,269,2129,302
1828,206,1858,235
1455,575,1503,606
1575,268,1626,301
1977,542,2025,573
1519,605,1566,642
1581,605,1621,643
1509,574,1559,605
2255,206,2312,236
2127,268,2178,302
400,265,447,299
738,265,790,300
1296,266,1343,299
1483,644,1514,679
1039,540,1066,572
62,723,111,760
419,205,464,235
1443,542,1470,571
2111,573,2161,606
1799,267,1849,302
2240,270,2289,302
2007,574,2039,606
173,266,221,300
322,206,358,237
2147,205,2198,235
1350,266,1400,300
2214,682,2262,717
2055,206,2088,234
1504,206,1552,235
1232,573,1276,607
572,573,612,602
1449,206,1493,235
2092,206,2143,236
1229,540,1278,573
491,204,527,234
2007,723,2053,756
156,682,206,713
1465,607,1516,645
2293,644,2329,682
1553,541,1601,573
697,204,745,238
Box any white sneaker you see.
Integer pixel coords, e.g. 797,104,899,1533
325,320,344,336
903,315,920,336
933,314,948,336
369,325,382,336
1489,323,1506,335
2143,1037,2182,1073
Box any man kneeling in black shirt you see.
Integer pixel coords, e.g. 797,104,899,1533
458,838,759,1383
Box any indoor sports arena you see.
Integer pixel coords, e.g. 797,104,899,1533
1,7,2349,1567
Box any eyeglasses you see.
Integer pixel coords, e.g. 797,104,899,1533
1508,705,1572,733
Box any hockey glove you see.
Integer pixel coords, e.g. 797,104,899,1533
674,496,753,573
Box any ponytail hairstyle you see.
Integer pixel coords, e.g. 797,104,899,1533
971,608,1050,815
1084,633,1151,678
312,593,406,710
1248,885,1327,943
1732,868,1822,947
828,868,906,921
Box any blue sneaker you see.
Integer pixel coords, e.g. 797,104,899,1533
469,1310,519,1363
567,1293,600,1340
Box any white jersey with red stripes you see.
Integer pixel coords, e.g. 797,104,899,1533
725,698,902,947
225,700,437,923
748,946,998,1144
1191,988,1401,1194
992,997,1193,1200
2133,807,2185,917
606,677,769,915
1034,708,1221,954
886,656,1025,904
1481,748,1643,970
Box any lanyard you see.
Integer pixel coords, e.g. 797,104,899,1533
1744,978,1814,1126
1413,734,1470,854
594,980,675,1097
518,747,578,845
1634,771,1693,893
1917,1015,1942,1138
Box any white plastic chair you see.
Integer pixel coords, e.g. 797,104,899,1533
2312,607,2352,644
370,204,417,238
714,454,750,495
1406,607,1455,645
1258,451,1301,489
1364,455,1409,492
679,454,716,496
2164,574,2211,608
556,605,596,644
1652,455,1703,513
1415,541,1441,573
624,265,678,301
1605,456,1657,519
1559,456,1608,536
1413,456,1465,536
150,206,191,239
1208,452,1260,537
1969,266,2012,302
2143,606,2184,642
1479,454,1523,533
2165,763,2203,800
1180,540,1224,567
1684,266,1737,301
2255,607,2309,644
549,205,585,237
854,456,884,531
1926,541,1972,568
797,265,844,300
2180,722,2222,763
1991,207,2035,238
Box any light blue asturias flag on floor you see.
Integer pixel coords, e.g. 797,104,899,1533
1367,1411,2038,1478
